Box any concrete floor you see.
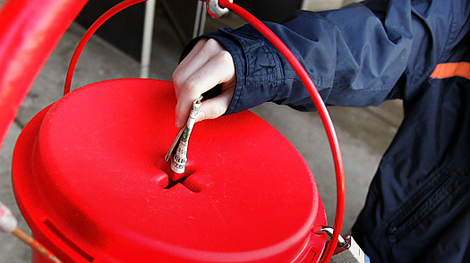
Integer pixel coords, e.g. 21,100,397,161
0,3,402,262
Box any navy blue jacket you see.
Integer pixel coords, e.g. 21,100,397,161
187,0,470,261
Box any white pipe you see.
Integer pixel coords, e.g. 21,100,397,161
192,1,203,38
140,0,156,78
198,2,207,36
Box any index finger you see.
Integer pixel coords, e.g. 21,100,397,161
173,43,235,127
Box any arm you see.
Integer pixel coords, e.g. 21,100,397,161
173,0,465,126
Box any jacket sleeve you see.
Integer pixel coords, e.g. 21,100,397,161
198,0,463,114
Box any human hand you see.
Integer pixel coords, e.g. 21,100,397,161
172,38,236,128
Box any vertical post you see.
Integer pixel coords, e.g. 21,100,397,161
140,0,156,78
192,1,203,38
192,1,207,38
198,2,207,36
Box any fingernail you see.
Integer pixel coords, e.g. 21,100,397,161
175,119,182,128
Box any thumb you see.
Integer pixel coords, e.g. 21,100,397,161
196,87,234,122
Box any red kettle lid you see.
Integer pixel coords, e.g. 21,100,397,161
13,79,326,262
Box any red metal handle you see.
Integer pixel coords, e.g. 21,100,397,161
216,1,346,262
64,0,148,95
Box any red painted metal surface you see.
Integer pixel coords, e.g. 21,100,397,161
13,79,327,262
0,0,88,146
3,1,344,261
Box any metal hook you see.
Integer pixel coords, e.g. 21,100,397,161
206,0,233,18
317,226,349,249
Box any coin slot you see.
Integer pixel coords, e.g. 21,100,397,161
158,155,201,192
164,170,201,193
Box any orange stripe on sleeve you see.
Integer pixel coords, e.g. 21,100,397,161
430,62,470,80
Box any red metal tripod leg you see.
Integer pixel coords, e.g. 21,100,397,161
0,0,88,146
